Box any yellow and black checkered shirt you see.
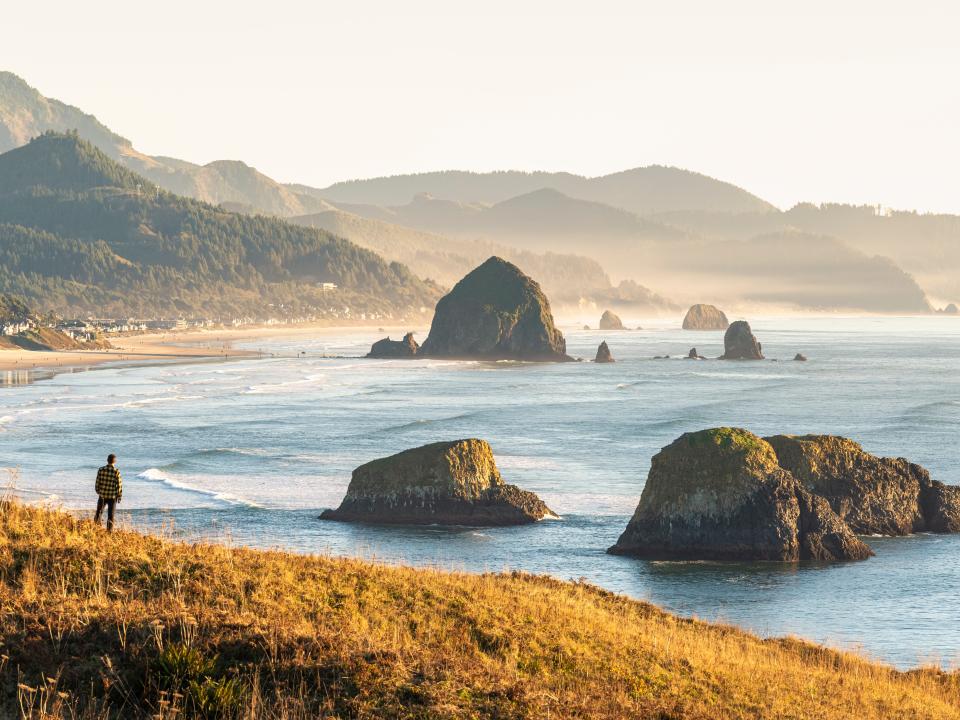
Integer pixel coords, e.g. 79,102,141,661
95,464,122,500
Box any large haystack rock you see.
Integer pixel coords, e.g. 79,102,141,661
721,320,764,359
682,304,730,330
766,435,960,534
419,257,571,361
608,428,872,561
320,439,556,526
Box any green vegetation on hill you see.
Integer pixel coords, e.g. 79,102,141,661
1,499,958,719
0,133,440,318
0,293,31,322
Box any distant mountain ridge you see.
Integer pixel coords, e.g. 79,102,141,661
0,70,950,314
295,167,778,216
0,72,329,217
0,72,775,219
0,133,439,318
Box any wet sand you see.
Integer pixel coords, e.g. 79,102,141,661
0,324,426,374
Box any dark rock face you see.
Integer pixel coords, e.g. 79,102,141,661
598,310,625,330
682,304,730,330
595,341,614,363
942,303,958,315
766,435,960,535
418,257,571,361
721,320,764,359
608,428,872,561
320,439,556,526
685,347,705,360
583,324,591,330
366,332,419,358
793,353,808,361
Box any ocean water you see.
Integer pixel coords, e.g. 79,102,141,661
2,317,959,669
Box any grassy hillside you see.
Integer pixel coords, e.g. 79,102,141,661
0,498,957,719
0,133,440,318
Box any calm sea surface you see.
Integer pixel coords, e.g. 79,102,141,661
2,317,959,669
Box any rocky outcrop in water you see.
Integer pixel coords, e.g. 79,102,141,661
418,257,571,361
599,310,625,330
721,320,764,359
595,341,614,363
319,439,556,526
793,353,808,361
366,332,419,358
682,304,730,330
608,428,873,561
686,348,705,360
765,434,960,534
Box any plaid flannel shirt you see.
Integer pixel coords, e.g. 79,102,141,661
95,464,122,500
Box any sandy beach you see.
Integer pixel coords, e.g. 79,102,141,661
0,323,429,374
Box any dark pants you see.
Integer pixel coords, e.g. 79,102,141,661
94,496,117,531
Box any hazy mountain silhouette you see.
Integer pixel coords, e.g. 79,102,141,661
331,189,690,262
0,133,439,317
287,207,678,313
297,167,777,215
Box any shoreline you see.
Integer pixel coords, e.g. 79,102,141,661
0,323,428,377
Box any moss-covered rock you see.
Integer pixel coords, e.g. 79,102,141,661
320,439,556,526
766,434,960,534
419,257,571,361
682,304,729,330
608,428,872,561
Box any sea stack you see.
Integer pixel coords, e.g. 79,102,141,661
686,347,705,360
320,439,556,526
418,257,572,361
765,435,960,534
366,332,419,358
598,310,625,330
595,341,615,363
721,320,764,359
793,353,808,361
682,304,730,330
608,428,872,562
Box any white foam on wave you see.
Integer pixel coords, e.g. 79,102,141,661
243,374,326,394
123,395,204,408
136,468,263,508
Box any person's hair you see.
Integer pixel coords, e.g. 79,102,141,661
107,453,116,464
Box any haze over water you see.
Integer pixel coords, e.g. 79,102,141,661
2,317,959,669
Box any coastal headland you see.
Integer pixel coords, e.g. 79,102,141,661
1,498,957,719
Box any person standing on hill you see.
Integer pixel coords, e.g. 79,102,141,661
94,453,123,531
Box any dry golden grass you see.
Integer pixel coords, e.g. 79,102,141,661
0,498,957,719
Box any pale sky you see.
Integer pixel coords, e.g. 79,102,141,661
4,1,959,212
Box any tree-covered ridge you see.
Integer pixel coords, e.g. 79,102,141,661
0,133,440,317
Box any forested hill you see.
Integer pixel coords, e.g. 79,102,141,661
0,133,441,318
